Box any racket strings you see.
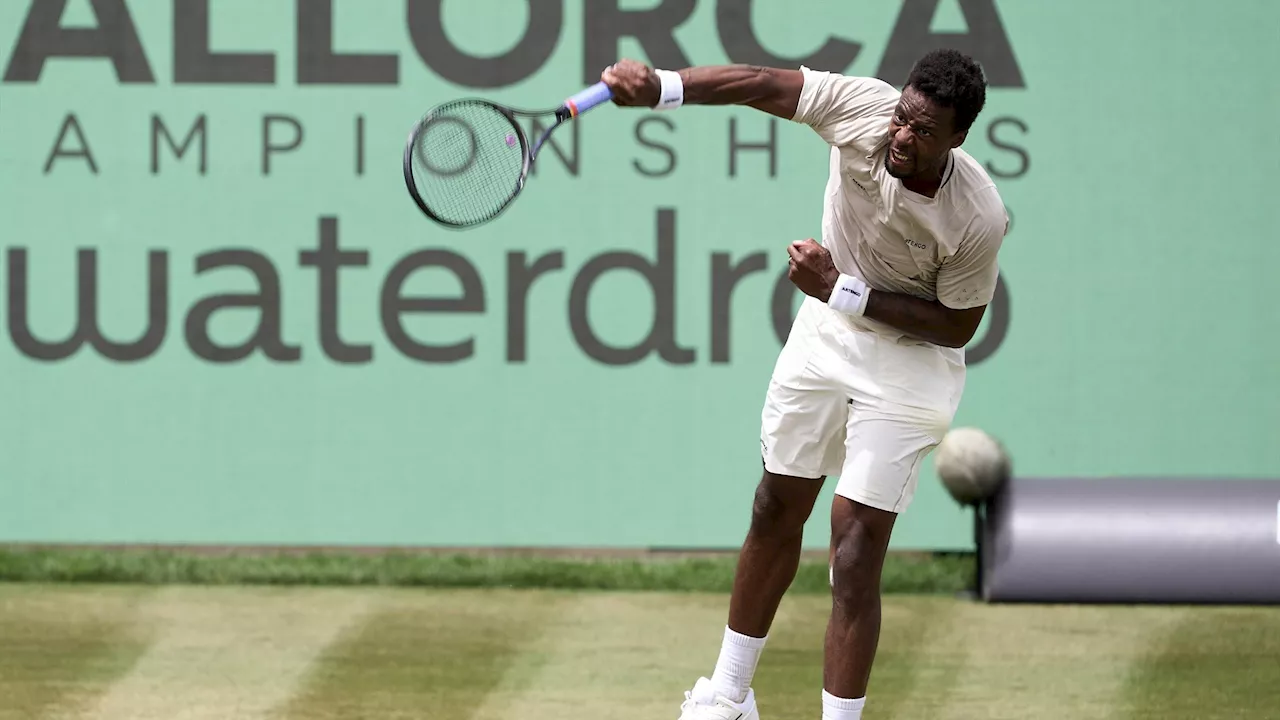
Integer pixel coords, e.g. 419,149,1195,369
409,101,526,227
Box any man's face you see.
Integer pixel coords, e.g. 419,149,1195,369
885,85,965,180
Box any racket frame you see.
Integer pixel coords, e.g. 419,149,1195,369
403,82,614,229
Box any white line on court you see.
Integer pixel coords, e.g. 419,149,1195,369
75,586,372,720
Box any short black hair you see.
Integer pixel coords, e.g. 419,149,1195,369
904,49,987,133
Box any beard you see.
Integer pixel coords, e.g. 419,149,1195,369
884,148,914,178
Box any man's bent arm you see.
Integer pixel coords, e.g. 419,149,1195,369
844,206,1005,349
825,273,985,348
674,65,806,119
863,291,986,349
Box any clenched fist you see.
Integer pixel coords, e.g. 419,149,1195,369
786,239,841,302
600,59,662,107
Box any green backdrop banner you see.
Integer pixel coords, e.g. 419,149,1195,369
0,1,1276,550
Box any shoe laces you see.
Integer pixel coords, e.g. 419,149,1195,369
680,691,742,720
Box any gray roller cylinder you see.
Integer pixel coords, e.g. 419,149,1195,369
980,477,1280,604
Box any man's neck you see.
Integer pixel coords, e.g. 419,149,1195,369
901,154,950,198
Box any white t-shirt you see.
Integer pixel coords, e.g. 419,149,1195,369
791,66,1009,347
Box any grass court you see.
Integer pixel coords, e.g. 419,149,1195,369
2,549,1278,719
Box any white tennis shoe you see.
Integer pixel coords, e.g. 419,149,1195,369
677,677,760,720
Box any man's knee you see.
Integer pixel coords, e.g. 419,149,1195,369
749,470,821,539
830,501,895,605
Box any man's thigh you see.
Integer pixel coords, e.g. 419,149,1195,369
833,406,952,514
760,380,847,480
759,298,850,480
825,320,964,515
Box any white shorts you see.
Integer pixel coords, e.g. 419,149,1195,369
760,296,968,514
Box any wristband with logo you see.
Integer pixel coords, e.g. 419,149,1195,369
653,69,684,110
827,273,871,316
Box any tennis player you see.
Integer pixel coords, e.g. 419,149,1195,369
601,49,1008,720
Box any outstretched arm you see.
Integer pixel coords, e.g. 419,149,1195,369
602,61,806,119
596,60,798,117
601,59,900,147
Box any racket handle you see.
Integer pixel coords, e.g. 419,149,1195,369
562,82,614,118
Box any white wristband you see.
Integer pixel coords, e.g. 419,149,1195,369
653,69,684,110
827,273,871,316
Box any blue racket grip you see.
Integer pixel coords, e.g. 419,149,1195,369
562,82,614,118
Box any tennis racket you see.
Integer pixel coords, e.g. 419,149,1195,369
402,82,615,229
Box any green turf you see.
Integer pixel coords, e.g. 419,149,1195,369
0,547,974,595
1116,607,1280,719
0,587,153,720
276,590,571,720
2,584,1277,720
752,591,962,719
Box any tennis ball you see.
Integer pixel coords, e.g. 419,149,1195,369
934,426,1011,506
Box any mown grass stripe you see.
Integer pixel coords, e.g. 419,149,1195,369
736,594,970,719
275,588,572,720
858,597,963,720
0,548,973,595
0,586,153,720
1112,606,1280,720
897,601,1191,720
74,587,370,720
470,591,742,719
2,586,1279,720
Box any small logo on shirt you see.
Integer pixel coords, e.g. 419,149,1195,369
905,238,927,250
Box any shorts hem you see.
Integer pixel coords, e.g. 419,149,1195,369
832,485,906,514
761,455,831,481
831,444,931,515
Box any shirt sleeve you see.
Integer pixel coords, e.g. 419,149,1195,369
790,66,900,147
935,204,1009,310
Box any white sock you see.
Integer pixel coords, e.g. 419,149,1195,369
821,689,866,720
709,626,767,703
